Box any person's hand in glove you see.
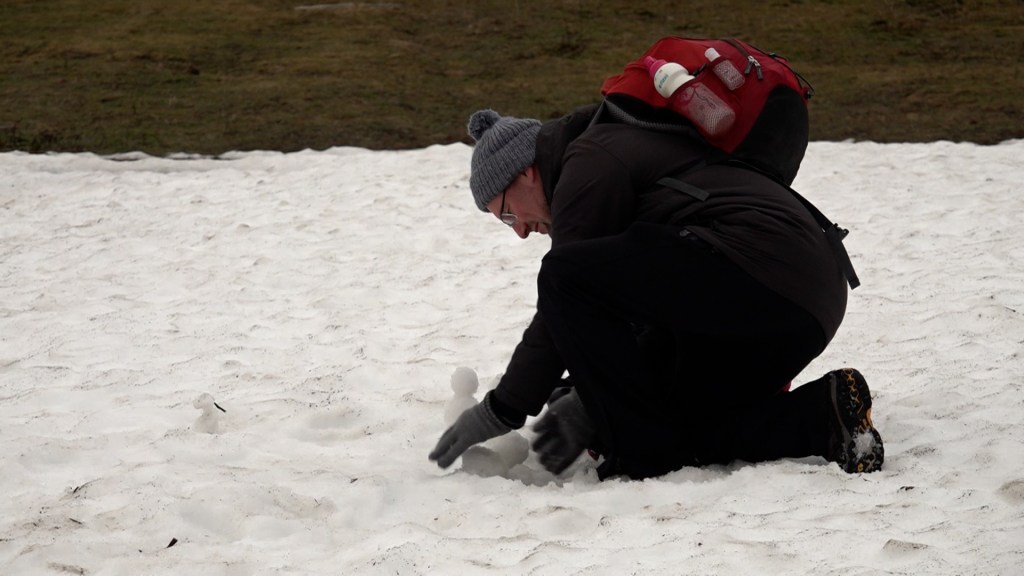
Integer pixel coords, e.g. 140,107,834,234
429,392,512,469
531,388,596,475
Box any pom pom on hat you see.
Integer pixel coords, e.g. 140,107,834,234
468,109,501,142
467,109,541,212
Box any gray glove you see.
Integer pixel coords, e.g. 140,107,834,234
531,388,596,475
429,393,512,469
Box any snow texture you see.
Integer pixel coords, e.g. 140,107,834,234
1,140,1023,575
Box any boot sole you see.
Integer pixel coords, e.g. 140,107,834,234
830,368,884,473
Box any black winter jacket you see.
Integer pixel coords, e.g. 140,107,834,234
491,104,848,421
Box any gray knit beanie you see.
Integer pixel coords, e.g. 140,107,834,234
467,109,541,212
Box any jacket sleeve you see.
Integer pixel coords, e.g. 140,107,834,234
491,310,566,418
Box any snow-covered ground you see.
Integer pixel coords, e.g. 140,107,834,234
1,140,1022,575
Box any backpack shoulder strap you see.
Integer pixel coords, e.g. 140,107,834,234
781,185,861,289
663,158,861,290
656,176,710,201
725,159,861,289
656,158,711,201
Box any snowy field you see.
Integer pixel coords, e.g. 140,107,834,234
1,139,1022,575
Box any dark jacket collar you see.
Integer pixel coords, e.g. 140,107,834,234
534,104,601,204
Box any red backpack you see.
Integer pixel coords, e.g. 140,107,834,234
598,37,859,289
600,37,813,186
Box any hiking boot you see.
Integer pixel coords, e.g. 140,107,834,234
826,368,884,473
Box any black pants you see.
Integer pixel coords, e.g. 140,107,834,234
537,223,833,479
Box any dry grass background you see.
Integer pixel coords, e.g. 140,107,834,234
1,0,1021,155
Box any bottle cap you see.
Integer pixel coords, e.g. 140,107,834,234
705,47,721,61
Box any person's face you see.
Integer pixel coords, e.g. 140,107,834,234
485,166,551,239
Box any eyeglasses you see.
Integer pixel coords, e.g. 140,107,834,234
499,190,517,227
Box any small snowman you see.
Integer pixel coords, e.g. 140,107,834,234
193,393,226,434
443,367,530,477
444,366,480,427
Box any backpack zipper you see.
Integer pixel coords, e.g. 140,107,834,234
724,38,763,80
744,56,763,80
723,37,814,99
